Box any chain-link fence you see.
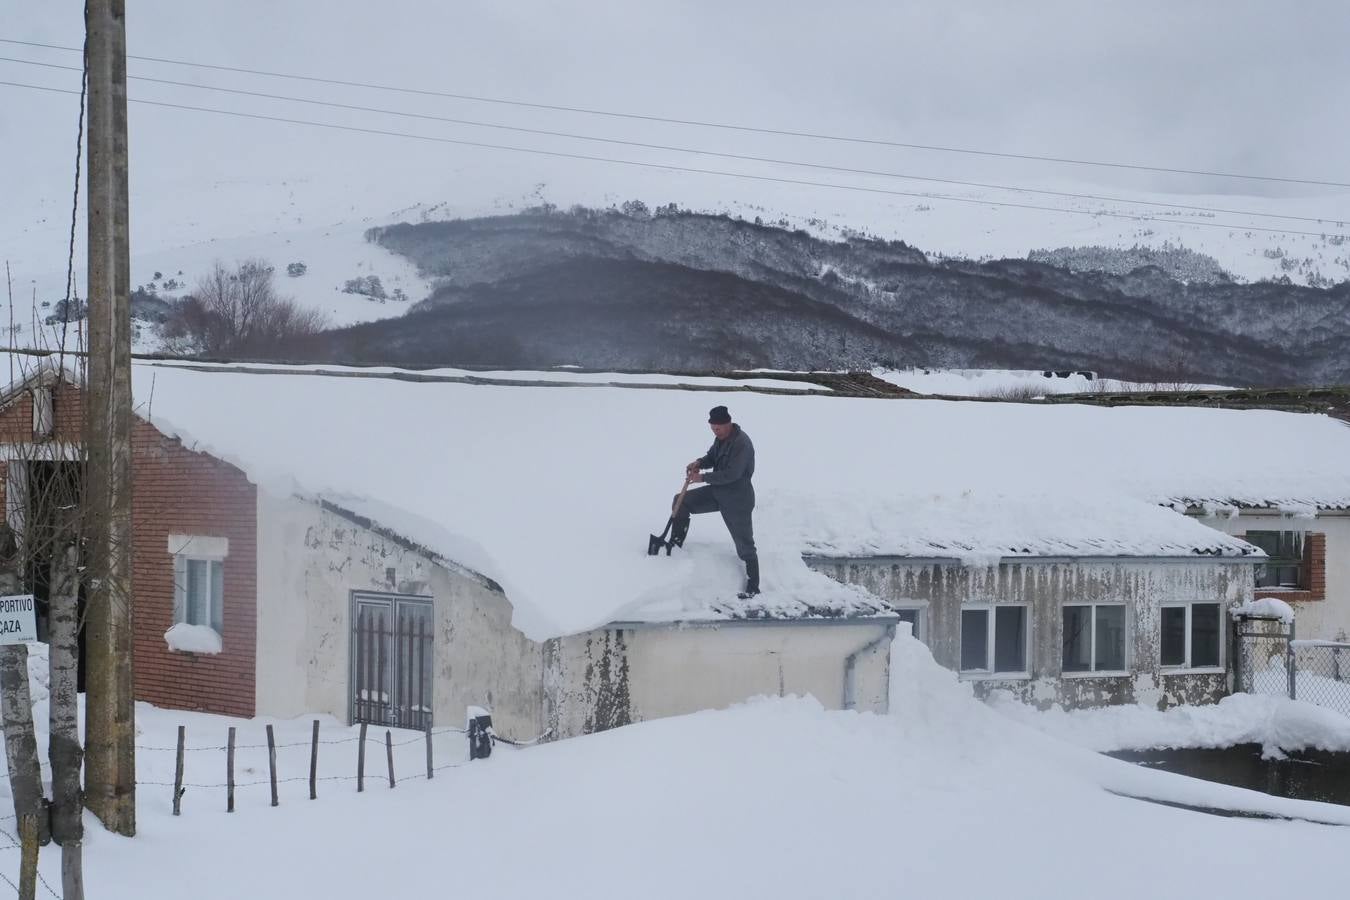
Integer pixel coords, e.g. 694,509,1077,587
1232,615,1350,717
1291,640,1350,716
1232,614,1294,698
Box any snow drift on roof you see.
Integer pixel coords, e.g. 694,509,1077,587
123,363,1350,640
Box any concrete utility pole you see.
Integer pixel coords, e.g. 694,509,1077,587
83,0,136,837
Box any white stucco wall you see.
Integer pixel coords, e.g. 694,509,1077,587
545,621,895,740
1197,510,1350,640
254,492,544,737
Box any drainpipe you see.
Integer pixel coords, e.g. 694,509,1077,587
843,625,896,710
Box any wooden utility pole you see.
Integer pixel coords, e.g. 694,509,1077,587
83,0,137,837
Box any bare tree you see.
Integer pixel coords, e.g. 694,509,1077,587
162,259,329,356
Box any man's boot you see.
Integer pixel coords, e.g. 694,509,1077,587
739,555,760,599
670,513,690,549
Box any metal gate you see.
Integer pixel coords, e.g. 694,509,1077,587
1232,613,1293,698
350,593,434,730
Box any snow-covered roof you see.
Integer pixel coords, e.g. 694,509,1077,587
105,362,1350,640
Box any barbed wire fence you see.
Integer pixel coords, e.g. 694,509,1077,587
1,715,547,898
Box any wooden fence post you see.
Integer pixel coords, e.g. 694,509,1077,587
309,720,319,800
172,725,185,816
226,727,236,813
386,730,395,788
18,814,38,900
357,722,367,792
425,722,434,780
266,724,279,807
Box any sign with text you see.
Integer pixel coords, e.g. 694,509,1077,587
0,594,37,644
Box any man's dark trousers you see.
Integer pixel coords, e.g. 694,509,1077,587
673,485,757,566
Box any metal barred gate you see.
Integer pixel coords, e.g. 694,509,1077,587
350,593,434,730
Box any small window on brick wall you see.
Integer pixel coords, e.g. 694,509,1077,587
1246,530,1326,599
169,534,228,636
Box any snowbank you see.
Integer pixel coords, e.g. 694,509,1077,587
989,691,1350,757
4,631,1350,899
124,362,1350,640
1231,597,1297,623
164,623,224,655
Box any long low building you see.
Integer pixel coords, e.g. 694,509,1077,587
2,360,1348,735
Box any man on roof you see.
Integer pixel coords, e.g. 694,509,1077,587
675,405,759,599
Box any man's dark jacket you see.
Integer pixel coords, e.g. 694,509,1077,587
698,425,755,512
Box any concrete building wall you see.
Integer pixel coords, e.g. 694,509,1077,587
545,621,895,739
1197,511,1350,641
810,558,1251,710
255,493,544,737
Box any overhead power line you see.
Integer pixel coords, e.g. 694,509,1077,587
2,79,1346,241
2,35,1348,190
1,55,1342,227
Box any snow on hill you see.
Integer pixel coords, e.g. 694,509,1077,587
10,634,1350,900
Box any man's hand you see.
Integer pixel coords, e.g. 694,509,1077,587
688,470,705,484
686,460,702,475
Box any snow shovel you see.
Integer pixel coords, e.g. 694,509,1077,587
648,478,691,556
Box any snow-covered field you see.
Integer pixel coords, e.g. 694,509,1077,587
5,635,1350,899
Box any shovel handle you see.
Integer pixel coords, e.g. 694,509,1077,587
671,477,692,516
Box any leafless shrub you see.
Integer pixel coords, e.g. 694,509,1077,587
162,259,329,356
977,383,1046,402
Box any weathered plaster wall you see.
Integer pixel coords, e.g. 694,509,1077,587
810,558,1250,710
1199,511,1350,641
255,493,544,737
545,621,894,739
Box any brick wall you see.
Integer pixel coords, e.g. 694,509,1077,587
1249,530,1327,604
0,378,257,717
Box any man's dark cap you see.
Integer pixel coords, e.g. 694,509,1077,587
708,405,732,425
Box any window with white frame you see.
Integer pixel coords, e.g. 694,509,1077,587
1062,604,1126,673
169,535,228,636
959,605,1028,675
1160,602,1221,669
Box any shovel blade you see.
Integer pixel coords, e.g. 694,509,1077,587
647,534,666,556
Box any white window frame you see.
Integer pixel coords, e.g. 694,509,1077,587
1061,602,1129,677
1160,602,1224,673
169,534,228,641
958,603,1030,679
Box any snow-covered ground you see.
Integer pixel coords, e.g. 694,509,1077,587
6,635,1350,899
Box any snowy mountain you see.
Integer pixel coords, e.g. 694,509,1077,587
278,206,1350,386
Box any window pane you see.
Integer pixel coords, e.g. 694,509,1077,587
960,609,989,671
210,560,224,634
993,607,1026,673
1277,565,1301,588
1191,604,1220,668
186,559,207,626
1095,606,1126,671
1160,607,1187,666
1062,607,1092,672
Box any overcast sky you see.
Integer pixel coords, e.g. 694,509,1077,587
2,1,1348,272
